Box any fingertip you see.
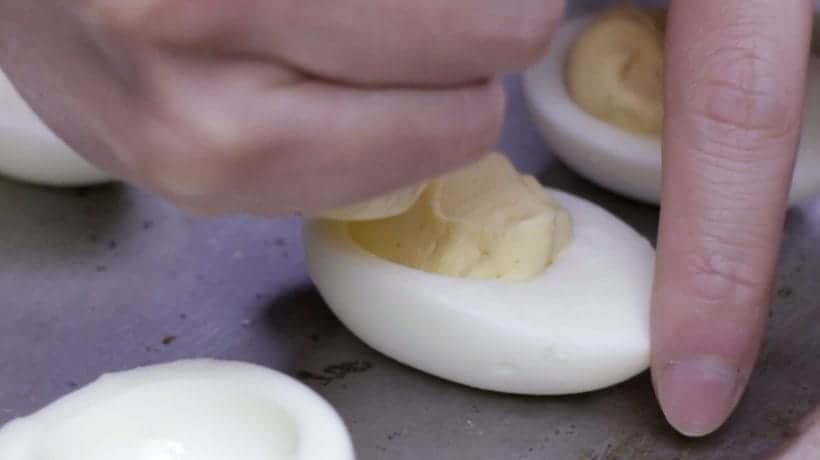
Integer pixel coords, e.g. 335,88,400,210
486,78,508,127
654,355,746,437
410,79,507,182
453,79,507,164
481,79,507,149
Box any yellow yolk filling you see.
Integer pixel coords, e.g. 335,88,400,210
346,154,572,281
566,4,665,136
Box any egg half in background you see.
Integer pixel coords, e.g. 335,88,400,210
305,154,655,395
524,13,820,206
0,68,110,187
0,360,354,460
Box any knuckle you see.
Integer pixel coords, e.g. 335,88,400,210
147,149,233,204
506,10,561,62
466,1,563,67
687,39,801,151
135,115,265,204
84,0,165,34
684,234,771,309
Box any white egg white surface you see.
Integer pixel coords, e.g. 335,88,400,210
523,17,820,206
0,360,353,460
305,190,655,395
0,69,110,186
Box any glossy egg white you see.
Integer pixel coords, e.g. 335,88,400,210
0,360,354,460
0,69,110,187
305,189,655,395
523,17,820,205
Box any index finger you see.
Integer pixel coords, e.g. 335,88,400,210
653,0,812,437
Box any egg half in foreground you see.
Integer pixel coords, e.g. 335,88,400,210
523,6,820,205
0,69,110,186
0,360,354,460
305,153,655,395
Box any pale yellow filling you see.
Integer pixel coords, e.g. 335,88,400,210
346,154,572,281
566,5,665,136
313,183,426,221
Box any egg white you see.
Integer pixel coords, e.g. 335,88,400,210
523,17,820,206
305,189,655,395
0,69,111,187
0,360,354,460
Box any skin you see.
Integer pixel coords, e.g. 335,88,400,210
0,0,816,455
655,0,813,439
0,0,565,215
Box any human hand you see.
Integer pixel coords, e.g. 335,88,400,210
0,0,564,215
653,0,814,438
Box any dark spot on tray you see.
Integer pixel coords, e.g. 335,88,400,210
162,335,177,346
179,313,188,320
142,219,154,230
782,422,802,440
107,240,117,250
274,238,286,247
95,265,107,272
297,361,373,386
68,381,79,388
599,432,652,459
778,287,794,298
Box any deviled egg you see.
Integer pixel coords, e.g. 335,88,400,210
304,153,655,395
0,69,110,186
0,360,354,460
523,4,820,205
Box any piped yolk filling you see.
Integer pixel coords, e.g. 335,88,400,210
565,4,665,136
347,154,573,281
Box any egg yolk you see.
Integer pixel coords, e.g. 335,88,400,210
565,4,665,136
347,154,573,281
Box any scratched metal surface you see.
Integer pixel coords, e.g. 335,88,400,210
3,5,820,460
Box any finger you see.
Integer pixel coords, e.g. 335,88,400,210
653,0,812,437
769,406,820,459
122,71,505,215
86,0,565,86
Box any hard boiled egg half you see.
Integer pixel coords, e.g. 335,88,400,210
0,68,110,186
304,153,655,395
524,4,820,205
0,360,354,460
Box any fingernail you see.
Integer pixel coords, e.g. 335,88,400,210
657,356,742,437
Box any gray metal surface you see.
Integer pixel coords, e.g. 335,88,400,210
2,74,820,459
